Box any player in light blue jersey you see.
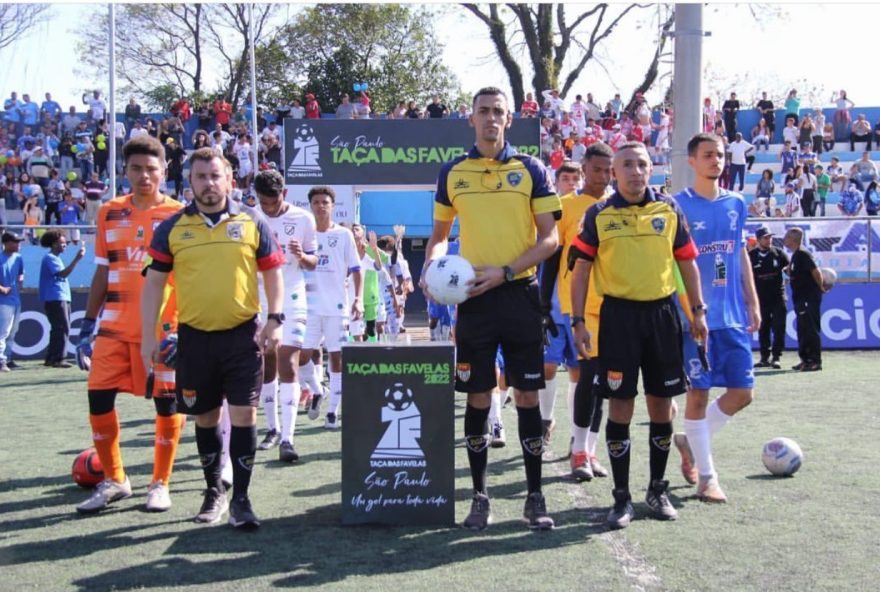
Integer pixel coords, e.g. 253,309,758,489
672,133,760,503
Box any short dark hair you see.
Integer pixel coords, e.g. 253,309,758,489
472,87,508,108
253,169,285,198
556,161,581,176
687,133,723,156
40,229,64,248
616,141,648,154
308,185,335,203
584,142,614,161
189,146,231,172
122,134,165,162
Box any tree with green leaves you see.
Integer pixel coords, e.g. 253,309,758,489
278,4,464,114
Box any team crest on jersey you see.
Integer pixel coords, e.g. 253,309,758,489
328,236,338,248
456,363,471,382
284,223,296,236
136,226,144,240
727,210,739,231
226,222,243,240
182,388,197,408
454,178,470,190
651,217,666,234
507,171,523,187
607,370,623,391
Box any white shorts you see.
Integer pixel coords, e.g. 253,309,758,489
304,314,349,353
260,294,307,348
376,300,387,323
349,318,366,338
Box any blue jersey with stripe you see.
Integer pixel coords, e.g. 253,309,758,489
673,188,747,330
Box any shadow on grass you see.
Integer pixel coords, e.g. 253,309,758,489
66,505,605,591
744,473,794,481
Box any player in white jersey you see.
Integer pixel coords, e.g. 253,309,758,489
234,136,254,190
253,170,317,462
302,186,363,429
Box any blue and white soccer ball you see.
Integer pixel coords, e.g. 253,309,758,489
384,383,414,412
158,333,178,369
762,437,803,476
424,255,475,305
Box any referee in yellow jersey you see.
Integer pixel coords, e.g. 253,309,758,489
570,142,708,530
141,148,285,530
422,87,561,531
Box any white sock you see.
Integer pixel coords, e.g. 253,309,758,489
300,360,315,391
586,430,599,456
220,399,231,471
538,377,557,421
572,425,589,454
328,371,342,415
567,381,576,433
488,390,501,425
261,379,278,432
706,398,733,436
430,325,440,341
440,325,451,341
683,418,715,478
279,381,299,443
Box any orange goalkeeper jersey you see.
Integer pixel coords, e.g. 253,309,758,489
94,194,184,342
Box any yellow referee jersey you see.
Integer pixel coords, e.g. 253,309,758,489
570,190,698,301
557,189,608,316
434,143,561,279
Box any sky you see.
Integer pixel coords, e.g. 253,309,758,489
1,2,879,113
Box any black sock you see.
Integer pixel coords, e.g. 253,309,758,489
464,404,490,494
590,393,604,433
606,420,631,492
574,359,596,428
649,421,673,484
517,405,544,494
230,425,257,499
195,424,223,492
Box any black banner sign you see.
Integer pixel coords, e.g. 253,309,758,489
284,118,540,186
341,343,455,526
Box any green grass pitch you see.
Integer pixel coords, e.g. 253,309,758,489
1,351,878,591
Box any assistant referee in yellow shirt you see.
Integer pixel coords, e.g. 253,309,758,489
422,87,561,531
570,142,708,530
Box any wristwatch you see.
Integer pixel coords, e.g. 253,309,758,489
691,303,708,315
570,316,586,328
267,312,286,325
502,265,515,282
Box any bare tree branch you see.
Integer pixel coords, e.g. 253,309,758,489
0,4,51,52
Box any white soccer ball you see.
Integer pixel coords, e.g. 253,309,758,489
762,437,803,476
820,267,837,291
425,255,475,305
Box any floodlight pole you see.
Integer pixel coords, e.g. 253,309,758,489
108,3,116,195
670,3,707,194
248,2,259,184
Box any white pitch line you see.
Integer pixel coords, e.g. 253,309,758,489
546,448,665,592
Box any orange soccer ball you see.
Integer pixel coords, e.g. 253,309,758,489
72,448,105,488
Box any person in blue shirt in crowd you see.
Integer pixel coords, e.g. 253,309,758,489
837,184,864,216
41,93,62,122
20,94,40,128
4,91,23,136
0,231,26,372
38,230,86,368
865,181,880,216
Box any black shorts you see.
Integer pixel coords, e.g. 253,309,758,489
175,317,263,415
596,295,687,400
454,278,544,394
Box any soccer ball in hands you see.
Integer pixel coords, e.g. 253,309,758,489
424,255,475,305
762,437,803,476
72,448,104,488
820,267,837,291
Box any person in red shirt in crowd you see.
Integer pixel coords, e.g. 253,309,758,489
608,124,628,151
213,98,232,131
548,140,565,170
305,94,321,120
630,124,644,143
582,127,600,148
173,98,191,123
520,92,539,118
